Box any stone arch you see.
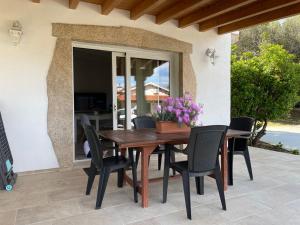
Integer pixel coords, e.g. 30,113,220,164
47,24,196,168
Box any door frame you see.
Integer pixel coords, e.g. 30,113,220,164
112,52,126,130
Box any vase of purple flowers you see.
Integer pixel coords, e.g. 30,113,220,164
154,93,203,133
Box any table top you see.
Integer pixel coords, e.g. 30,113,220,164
98,129,251,149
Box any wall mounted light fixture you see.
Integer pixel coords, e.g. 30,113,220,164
9,21,23,45
205,48,217,65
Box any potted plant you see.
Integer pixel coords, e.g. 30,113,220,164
154,93,203,133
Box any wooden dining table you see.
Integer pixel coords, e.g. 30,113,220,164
99,128,251,208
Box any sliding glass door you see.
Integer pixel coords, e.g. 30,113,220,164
112,53,172,129
73,43,178,162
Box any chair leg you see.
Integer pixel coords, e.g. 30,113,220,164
135,150,140,168
243,148,253,180
195,176,204,195
214,164,226,211
158,154,162,170
129,149,138,203
117,168,124,188
182,171,191,220
86,163,97,195
228,150,234,185
162,145,171,203
170,151,176,176
95,168,110,209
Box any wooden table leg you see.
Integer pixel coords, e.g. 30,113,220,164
221,137,228,191
140,146,156,208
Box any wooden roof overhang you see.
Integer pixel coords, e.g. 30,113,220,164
32,0,300,34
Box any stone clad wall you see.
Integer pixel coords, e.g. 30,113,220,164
47,39,73,168
48,24,196,168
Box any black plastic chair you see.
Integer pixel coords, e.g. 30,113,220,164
162,125,228,220
132,116,175,174
80,114,115,157
228,117,254,185
82,123,138,209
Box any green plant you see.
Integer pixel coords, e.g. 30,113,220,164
291,149,300,155
234,17,300,109
275,142,283,149
231,43,300,145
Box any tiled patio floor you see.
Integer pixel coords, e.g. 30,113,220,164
0,147,300,225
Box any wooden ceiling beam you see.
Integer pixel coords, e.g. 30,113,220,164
69,0,79,9
218,3,300,34
101,0,123,15
130,0,165,20
178,0,254,28
156,0,205,25
199,0,300,31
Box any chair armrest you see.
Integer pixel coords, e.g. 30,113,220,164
231,134,252,140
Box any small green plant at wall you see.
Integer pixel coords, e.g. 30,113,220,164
275,142,283,149
291,149,299,155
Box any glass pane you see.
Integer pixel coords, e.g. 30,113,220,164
73,48,113,160
130,58,170,117
116,56,127,129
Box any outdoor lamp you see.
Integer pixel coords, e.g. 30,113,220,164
9,21,23,45
205,48,217,65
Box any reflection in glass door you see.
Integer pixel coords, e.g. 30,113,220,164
130,58,170,116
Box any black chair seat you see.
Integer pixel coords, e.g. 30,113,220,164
102,156,129,171
171,161,188,173
172,161,215,177
83,156,129,176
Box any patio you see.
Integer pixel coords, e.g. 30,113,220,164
1,147,299,225
1,1,300,224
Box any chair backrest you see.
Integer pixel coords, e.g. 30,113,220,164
132,116,156,129
80,114,91,127
229,117,254,132
187,125,227,173
229,117,254,151
82,124,103,169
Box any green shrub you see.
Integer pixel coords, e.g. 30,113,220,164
291,149,300,155
275,142,283,149
232,43,300,144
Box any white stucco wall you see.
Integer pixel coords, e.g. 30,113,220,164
0,0,231,172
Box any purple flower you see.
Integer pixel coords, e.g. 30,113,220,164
175,109,181,117
156,104,161,112
154,94,203,126
191,103,198,110
183,114,190,125
177,116,183,124
167,106,173,112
